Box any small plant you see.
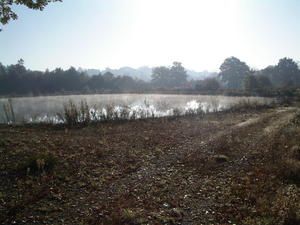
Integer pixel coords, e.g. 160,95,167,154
63,100,79,126
290,111,300,126
90,107,99,121
119,105,130,120
196,106,205,117
172,108,182,117
61,99,92,126
280,159,300,185
2,98,15,124
105,104,115,120
20,152,57,175
130,110,137,120
109,208,139,225
283,208,300,225
80,100,91,124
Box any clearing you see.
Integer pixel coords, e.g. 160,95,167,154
0,107,299,225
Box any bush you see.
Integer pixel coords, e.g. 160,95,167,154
172,108,182,117
2,98,15,124
227,99,272,113
60,99,91,126
63,100,79,126
290,111,300,126
19,152,57,175
280,159,300,185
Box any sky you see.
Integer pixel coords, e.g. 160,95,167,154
0,0,300,72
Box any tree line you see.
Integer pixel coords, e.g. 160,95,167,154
0,59,148,95
0,57,300,96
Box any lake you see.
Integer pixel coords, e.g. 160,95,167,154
0,94,273,123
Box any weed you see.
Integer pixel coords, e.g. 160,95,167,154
2,98,15,124
80,100,91,124
280,159,300,185
63,100,79,126
62,99,91,126
172,108,182,117
19,152,57,175
290,111,300,126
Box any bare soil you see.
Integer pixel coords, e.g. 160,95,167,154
0,107,299,225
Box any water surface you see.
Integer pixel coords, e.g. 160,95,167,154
0,94,273,123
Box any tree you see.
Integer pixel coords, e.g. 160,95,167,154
275,57,300,87
195,78,220,91
151,66,170,88
0,0,61,25
151,62,187,88
256,75,272,89
169,61,188,87
219,57,251,89
259,58,300,87
243,75,259,91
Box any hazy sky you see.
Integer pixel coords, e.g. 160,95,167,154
0,0,299,72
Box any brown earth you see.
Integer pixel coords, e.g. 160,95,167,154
0,107,299,225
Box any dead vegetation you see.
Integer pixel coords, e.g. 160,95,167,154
0,106,299,225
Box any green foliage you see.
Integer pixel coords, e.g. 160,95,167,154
0,60,148,96
219,57,251,89
0,0,62,25
243,74,259,91
0,57,299,96
259,58,300,88
151,62,187,88
195,78,220,91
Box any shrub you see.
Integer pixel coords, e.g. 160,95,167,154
105,104,115,121
61,99,91,126
80,100,91,124
63,100,79,126
2,98,15,124
172,108,182,117
226,99,272,113
290,111,300,126
283,209,300,225
119,106,130,120
19,152,57,175
280,159,300,185
107,208,140,225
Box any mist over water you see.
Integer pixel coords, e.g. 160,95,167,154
0,94,273,124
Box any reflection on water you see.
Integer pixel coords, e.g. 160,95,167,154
0,94,274,123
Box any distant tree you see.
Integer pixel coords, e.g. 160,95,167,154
243,75,259,91
219,57,251,89
0,0,62,25
259,58,300,87
256,75,272,89
195,78,220,91
151,62,187,88
275,57,300,87
0,62,6,76
169,62,188,86
151,66,170,88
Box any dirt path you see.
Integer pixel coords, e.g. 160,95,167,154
0,107,298,225
87,107,297,224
